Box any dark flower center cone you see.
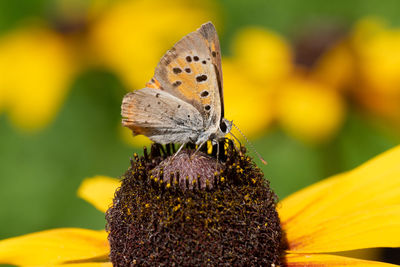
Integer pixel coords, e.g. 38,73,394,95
106,140,286,266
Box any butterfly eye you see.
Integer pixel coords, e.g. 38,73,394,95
220,121,227,133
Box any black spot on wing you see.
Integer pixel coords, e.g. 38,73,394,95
172,81,182,87
196,75,208,83
173,67,182,74
185,68,191,73
200,90,209,97
193,56,199,61
186,56,192,62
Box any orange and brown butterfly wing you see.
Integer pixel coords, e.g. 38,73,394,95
197,22,224,118
146,22,223,129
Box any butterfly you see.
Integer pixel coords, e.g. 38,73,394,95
121,22,232,154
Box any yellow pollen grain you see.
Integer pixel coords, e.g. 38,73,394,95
166,183,171,188
220,177,225,182
145,203,150,208
173,204,181,212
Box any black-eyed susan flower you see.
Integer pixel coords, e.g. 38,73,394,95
0,142,399,266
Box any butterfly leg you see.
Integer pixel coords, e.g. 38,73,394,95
171,143,186,161
190,141,207,160
215,139,220,165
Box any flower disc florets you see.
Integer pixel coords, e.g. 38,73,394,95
106,140,286,266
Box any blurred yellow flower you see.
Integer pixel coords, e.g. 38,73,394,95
222,59,274,139
351,18,400,120
232,27,292,86
119,125,152,148
89,0,219,90
0,25,76,131
217,27,292,139
311,40,354,91
276,75,346,144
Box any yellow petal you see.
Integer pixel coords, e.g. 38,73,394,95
0,228,108,266
77,176,120,213
279,145,400,253
286,253,396,266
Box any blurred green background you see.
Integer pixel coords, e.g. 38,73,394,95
0,1,399,263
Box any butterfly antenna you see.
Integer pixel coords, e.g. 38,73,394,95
232,123,267,165
228,132,242,152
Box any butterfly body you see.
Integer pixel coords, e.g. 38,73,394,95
122,22,231,146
